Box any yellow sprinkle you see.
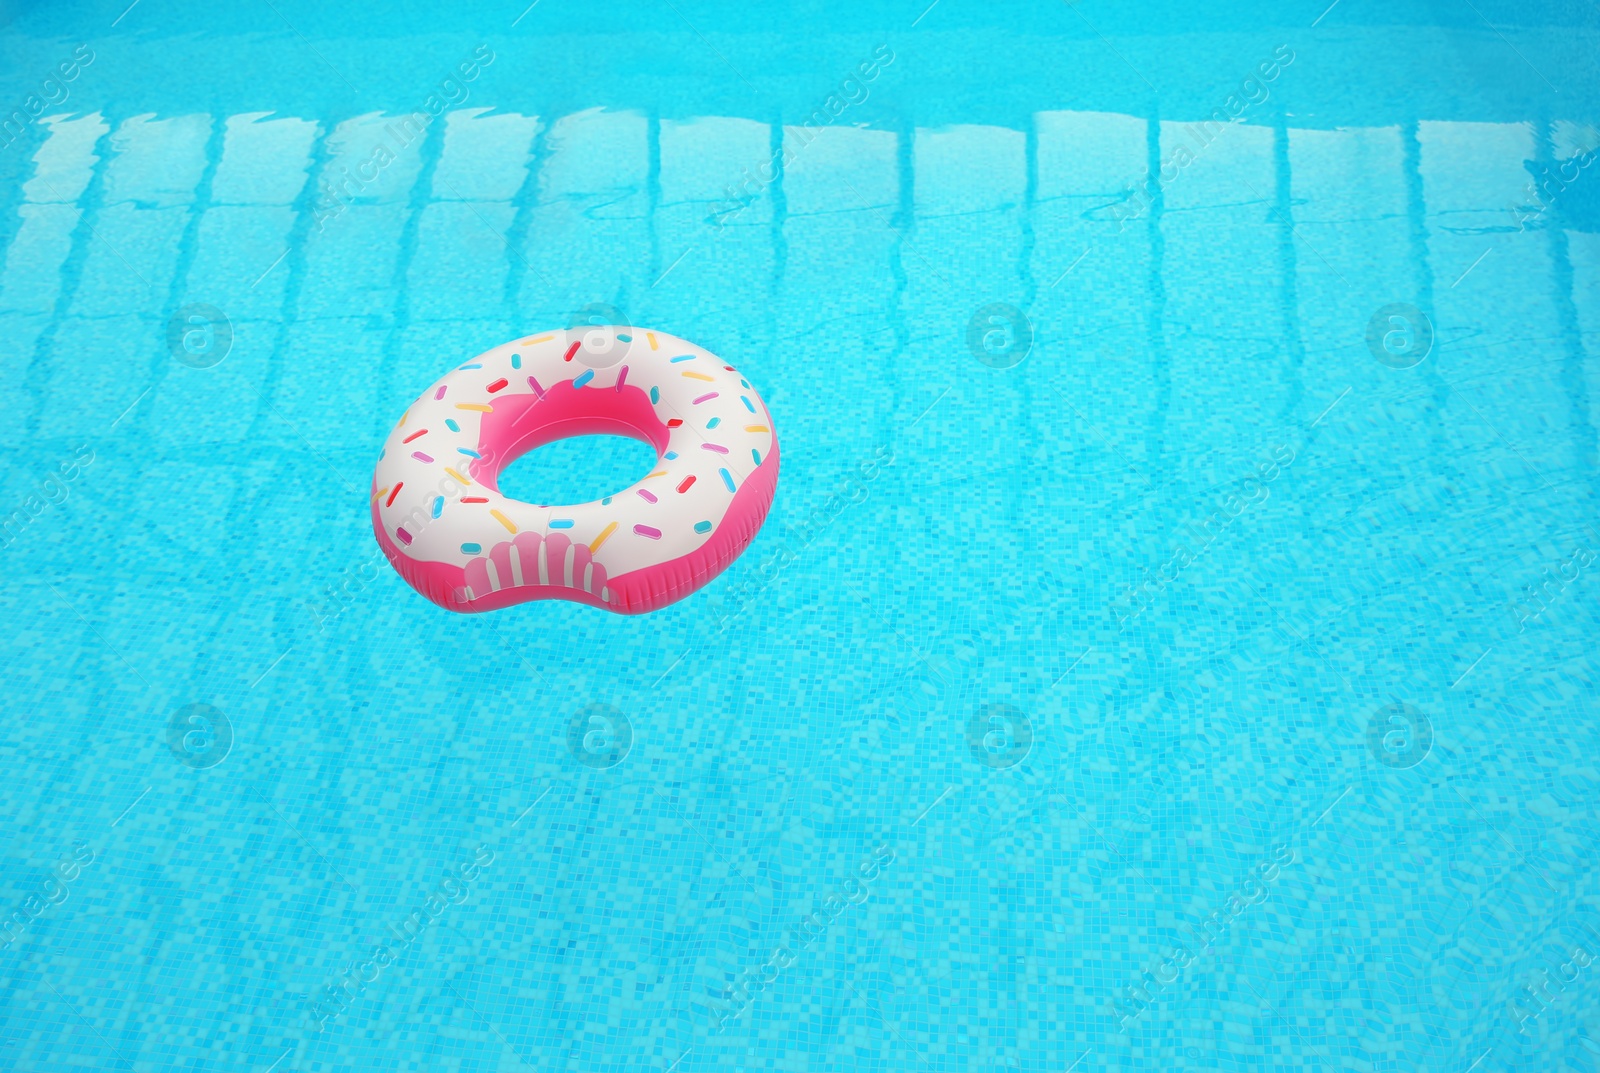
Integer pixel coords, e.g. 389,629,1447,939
456,403,493,412
521,334,554,344
491,509,517,534
681,371,714,382
444,467,472,486
647,332,658,350
588,521,618,553
372,487,389,503
743,425,770,433
398,410,408,427
646,470,667,479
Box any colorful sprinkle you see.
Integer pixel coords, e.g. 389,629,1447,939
706,417,721,429
681,371,714,382
528,376,545,398
677,475,696,493
616,365,629,391
740,378,750,389
457,403,492,412
511,353,522,369
670,355,695,364
702,443,729,455
399,410,408,426
634,523,662,540
637,488,658,504
524,334,554,344
724,365,735,371
741,395,755,413
458,447,481,458
693,392,719,405
412,451,434,463
650,386,660,404
664,451,678,460
549,518,574,529
434,386,448,400
646,470,667,479
694,520,712,534
445,418,460,432
372,486,389,504
460,363,483,370
403,429,428,443
486,378,509,393
461,542,481,554
573,369,595,389
647,332,658,349
617,333,632,342
397,527,413,545
445,467,472,485
386,484,403,507
490,509,517,533
752,448,762,465
564,341,581,362
432,497,444,518
601,496,613,505
462,496,488,503
744,424,769,432
719,468,736,492
667,418,683,428
589,521,618,552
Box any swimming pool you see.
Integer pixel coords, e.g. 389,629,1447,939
2,0,1599,1069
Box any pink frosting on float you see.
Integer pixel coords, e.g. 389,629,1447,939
371,438,779,615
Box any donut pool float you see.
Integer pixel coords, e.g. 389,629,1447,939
370,327,780,615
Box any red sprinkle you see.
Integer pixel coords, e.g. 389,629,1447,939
386,483,403,507
667,418,683,428
677,475,696,493
486,378,508,393
564,342,581,362
402,429,428,443
461,497,488,504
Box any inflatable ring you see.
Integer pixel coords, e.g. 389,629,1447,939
370,327,780,615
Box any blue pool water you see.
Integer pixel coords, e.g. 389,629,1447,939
3,1,1600,1069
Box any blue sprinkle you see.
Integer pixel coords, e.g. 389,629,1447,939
602,496,613,505
379,449,385,460
616,333,632,342
719,468,736,492
573,369,595,389
706,417,721,429
741,396,755,413
650,386,660,403
458,447,481,458
461,542,481,554
670,355,696,363
694,520,712,534
740,379,750,388
752,448,761,465
664,451,678,460
511,353,522,369
432,497,444,518
445,418,460,432
549,518,574,529
460,363,483,370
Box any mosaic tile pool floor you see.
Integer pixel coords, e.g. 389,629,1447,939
2,1,1600,1069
